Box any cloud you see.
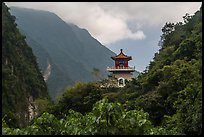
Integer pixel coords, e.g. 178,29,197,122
5,2,201,45
97,2,201,25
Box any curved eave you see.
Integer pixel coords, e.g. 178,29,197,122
111,56,132,60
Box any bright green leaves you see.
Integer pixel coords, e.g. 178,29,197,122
2,98,164,135
83,98,153,135
29,112,60,135
62,109,84,135
147,126,183,135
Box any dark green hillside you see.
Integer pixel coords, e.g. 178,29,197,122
123,6,202,134
48,5,202,135
2,4,201,135
2,3,50,127
10,7,116,100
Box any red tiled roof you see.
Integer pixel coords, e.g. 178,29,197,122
111,49,132,60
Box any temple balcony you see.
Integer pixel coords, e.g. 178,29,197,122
107,66,135,72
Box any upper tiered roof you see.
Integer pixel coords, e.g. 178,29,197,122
111,49,132,60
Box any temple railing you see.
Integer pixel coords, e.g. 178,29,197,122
107,66,135,72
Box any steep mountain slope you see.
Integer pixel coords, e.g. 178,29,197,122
53,6,201,134
121,6,202,135
2,5,201,135
10,7,116,100
69,23,140,78
2,3,50,128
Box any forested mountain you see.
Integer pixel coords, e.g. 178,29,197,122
2,3,50,128
123,6,202,134
2,4,201,135
47,6,203,135
9,7,117,100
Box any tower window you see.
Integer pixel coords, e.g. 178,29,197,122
118,77,125,87
119,60,125,64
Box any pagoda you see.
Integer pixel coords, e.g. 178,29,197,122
107,49,135,87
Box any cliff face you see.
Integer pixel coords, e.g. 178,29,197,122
2,3,50,127
10,7,116,100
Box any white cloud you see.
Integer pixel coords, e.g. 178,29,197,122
5,2,201,45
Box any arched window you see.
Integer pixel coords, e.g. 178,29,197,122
118,77,125,87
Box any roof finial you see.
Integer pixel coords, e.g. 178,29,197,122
120,49,123,53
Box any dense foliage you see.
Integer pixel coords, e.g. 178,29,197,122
124,6,202,134
2,3,202,135
49,81,135,118
2,98,182,135
48,5,202,135
2,3,51,128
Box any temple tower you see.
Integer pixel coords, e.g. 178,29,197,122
107,49,135,87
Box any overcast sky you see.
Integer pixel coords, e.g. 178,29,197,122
5,2,202,72
5,2,201,45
